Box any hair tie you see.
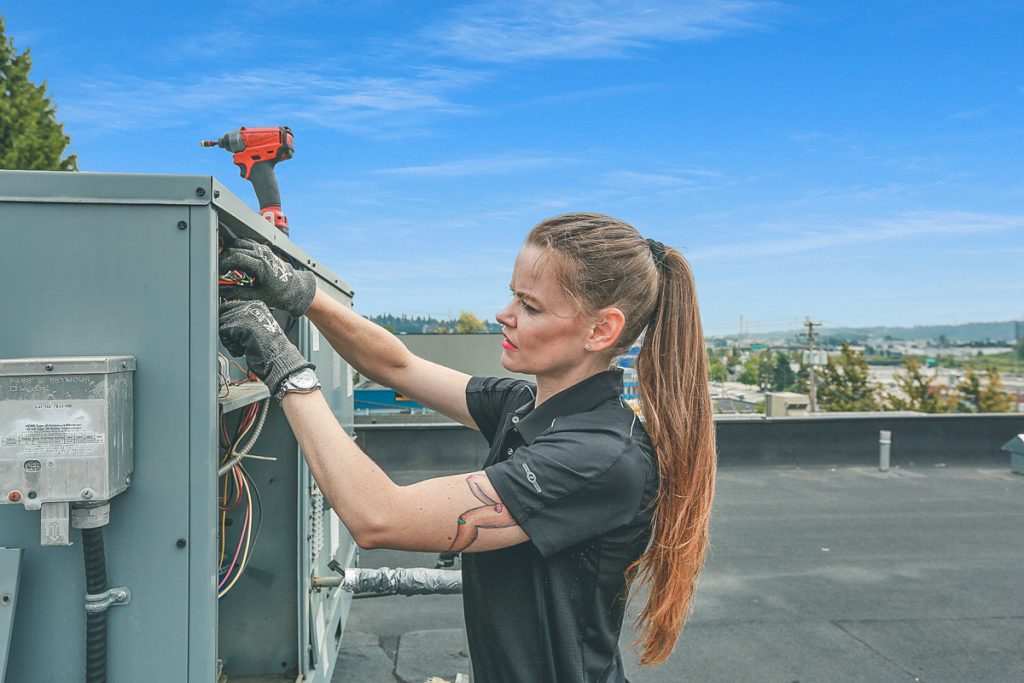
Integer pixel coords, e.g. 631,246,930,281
646,238,668,267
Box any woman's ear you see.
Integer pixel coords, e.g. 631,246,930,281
587,307,626,352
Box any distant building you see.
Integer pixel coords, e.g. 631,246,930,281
355,333,529,413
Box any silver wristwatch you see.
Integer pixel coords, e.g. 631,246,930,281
275,367,321,402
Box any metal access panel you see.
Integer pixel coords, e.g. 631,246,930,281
0,170,358,682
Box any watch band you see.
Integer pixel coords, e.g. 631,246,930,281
275,368,321,402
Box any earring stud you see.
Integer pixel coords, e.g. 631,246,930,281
585,343,592,351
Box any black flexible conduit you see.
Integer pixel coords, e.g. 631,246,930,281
82,527,108,683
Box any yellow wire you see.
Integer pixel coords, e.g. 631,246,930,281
218,472,229,569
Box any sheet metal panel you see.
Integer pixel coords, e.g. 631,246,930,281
0,547,23,679
0,169,212,206
0,199,194,681
188,202,221,681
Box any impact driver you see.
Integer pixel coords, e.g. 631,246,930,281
202,126,294,234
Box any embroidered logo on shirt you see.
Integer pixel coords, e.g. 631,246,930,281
521,463,542,493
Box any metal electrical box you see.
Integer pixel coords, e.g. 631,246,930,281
1,356,135,546
0,170,358,681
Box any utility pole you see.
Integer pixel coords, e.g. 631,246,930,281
1015,320,1023,412
804,317,822,412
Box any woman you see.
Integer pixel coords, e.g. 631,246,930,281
219,213,717,682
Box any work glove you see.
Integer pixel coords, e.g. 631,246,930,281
219,300,314,396
219,238,317,318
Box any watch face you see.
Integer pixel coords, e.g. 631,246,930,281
291,368,319,390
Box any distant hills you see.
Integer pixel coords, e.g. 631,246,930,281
746,320,1020,343
368,314,1019,343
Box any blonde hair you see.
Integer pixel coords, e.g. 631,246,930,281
527,213,717,665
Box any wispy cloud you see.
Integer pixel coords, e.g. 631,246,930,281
503,82,669,109
165,29,323,61
422,0,778,63
949,106,995,120
687,210,1024,261
604,167,726,187
61,65,484,137
373,153,575,177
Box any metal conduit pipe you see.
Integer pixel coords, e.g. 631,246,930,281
73,503,113,683
81,527,108,683
218,399,270,476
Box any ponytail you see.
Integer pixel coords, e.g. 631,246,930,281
526,213,717,665
628,247,717,665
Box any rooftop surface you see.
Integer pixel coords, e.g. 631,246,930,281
334,463,1024,682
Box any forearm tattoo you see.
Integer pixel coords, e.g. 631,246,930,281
448,473,515,552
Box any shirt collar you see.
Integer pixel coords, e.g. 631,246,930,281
511,369,624,445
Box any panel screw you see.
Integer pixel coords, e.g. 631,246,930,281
177,221,188,230
176,538,187,549
1,594,11,605
115,591,128,601
121,361,128,368
214,189,221,198
80,488,94,500
44,364,53,372
195,187,207,197
125,476,132,486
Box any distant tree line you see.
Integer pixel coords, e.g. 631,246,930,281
368,311,500,334
716,344,1014,413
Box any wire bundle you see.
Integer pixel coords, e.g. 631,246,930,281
218,235,256,287
218,269,256,287
217,400,266,599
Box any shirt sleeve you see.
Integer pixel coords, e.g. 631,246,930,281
465,376,531,444
485,427,651,557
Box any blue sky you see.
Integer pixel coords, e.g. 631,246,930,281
6,1,1023,336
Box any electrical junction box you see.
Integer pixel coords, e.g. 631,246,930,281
0,356,134,546
0,170,358,682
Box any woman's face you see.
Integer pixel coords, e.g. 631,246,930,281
495,244,592,379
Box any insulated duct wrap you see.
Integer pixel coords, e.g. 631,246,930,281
343,567,462,596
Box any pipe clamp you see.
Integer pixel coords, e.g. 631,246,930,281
85,586,132,614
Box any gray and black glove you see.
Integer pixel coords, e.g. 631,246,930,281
219,238,317,318
219,300,314,395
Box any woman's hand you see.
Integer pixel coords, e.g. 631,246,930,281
219,300,313,395
220,238,317,318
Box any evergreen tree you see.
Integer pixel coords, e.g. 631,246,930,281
0,17,77,171
770,351,796,392
817,344,881,411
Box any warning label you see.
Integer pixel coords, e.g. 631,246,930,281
0,399,106,459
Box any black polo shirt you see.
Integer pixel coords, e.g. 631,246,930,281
462,369,658,683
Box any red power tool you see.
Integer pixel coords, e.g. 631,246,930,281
201,126,294,234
